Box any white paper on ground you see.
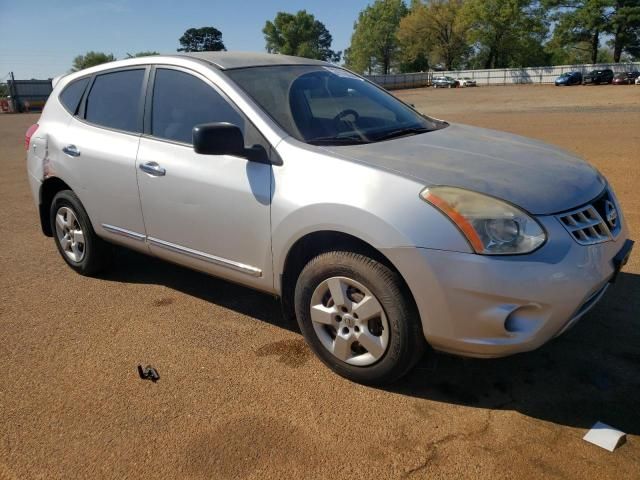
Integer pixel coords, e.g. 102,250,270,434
583,422,626,452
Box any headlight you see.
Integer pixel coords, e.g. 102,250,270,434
420,186,546,255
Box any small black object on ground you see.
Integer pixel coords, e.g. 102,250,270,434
137,365,160,382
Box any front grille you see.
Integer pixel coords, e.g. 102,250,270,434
556,189,621,245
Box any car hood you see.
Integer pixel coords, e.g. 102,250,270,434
325,123,605,215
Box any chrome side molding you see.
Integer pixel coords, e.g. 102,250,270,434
102,224,146,241
147,236,262,277
101,224,262,277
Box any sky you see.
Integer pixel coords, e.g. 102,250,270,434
0,0,371,81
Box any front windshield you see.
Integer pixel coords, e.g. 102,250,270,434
225,65,441,145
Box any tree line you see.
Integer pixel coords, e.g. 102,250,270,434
71,0,640,74
346,0,640,74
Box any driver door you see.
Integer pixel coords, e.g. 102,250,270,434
135,66,273,290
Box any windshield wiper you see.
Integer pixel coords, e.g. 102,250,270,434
307,135,371,146
374,126,431,142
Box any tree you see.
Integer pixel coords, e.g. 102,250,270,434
345,0,409,74
71,51,116,72
544,0,611,65
397,2,433,71
462,0,549,69
545,39,598,64
263,10,341,62
398,0,470,71
608,0,640,62
126,51,160,58
178,27,226,52
547,0,640,63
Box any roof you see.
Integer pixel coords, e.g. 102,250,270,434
173,51,331,70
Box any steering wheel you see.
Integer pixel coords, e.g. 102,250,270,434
333,109,360,125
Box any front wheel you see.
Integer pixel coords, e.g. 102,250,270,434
294,251,426,385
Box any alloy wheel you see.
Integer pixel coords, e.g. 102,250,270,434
54,206,85,262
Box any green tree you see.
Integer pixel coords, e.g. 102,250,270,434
263,10,340,61
398,0,469,71
126,51,160,58
345,0,409,74
608,0,640,62
544,0,611,65
71,51,116,72
178,27,226,52
545,39,597,64
463,0,549,69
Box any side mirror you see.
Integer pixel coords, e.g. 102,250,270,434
193,123,245,157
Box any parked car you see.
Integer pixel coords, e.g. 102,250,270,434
612,71,640,85
554,71,582,86
26,53,633,385
636,76,640,85
432,76,459,88
456,77,477,87
582,69,614,85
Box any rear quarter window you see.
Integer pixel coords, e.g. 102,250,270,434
59,77,90,115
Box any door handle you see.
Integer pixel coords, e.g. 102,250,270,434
62,145,81,157
139,161,166,176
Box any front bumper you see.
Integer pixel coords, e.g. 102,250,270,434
383,215,632,358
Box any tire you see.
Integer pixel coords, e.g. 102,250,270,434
294,251,426,385
50,190,111,275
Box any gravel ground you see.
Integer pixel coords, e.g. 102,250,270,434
1,84,639,479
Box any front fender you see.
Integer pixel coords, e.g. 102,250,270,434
272,203,410,282
271,140,472,286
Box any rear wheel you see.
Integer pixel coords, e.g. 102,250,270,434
294,251,425,385
50,190,111,275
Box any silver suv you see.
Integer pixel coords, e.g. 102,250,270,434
26,53,633,384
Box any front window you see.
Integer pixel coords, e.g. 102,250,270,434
151,68,244,144
226,65,442,146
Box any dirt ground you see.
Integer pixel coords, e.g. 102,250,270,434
1,84,639,479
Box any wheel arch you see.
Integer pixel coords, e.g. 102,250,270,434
279,230,418,324
39,176,72,236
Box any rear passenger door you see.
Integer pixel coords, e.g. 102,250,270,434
135,66,273,290
64,67,149,251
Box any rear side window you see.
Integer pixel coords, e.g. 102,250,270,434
59,77,90,114
85,69,145,133
151,68,244,144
